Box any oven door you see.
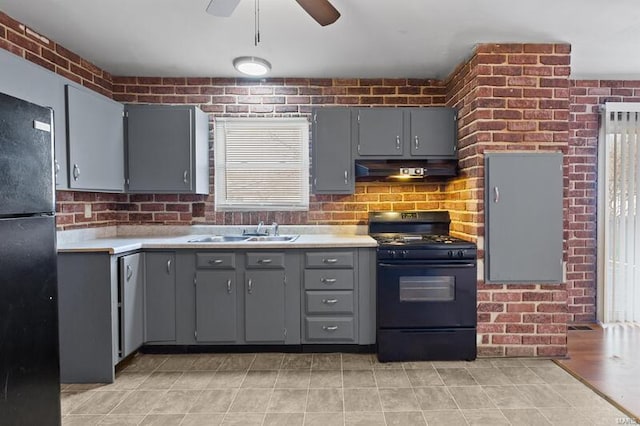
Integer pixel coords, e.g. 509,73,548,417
377,260,477,329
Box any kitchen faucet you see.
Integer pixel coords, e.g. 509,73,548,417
271,222,279,236
255,221,264,235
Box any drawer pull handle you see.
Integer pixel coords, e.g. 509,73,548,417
247,279,253,294
208,259,223,265
166,259,172,274
323,258,338,264
321,278,337,284
322,325,339,332
227,279,232,294
258,258,272,264
322,298,338,305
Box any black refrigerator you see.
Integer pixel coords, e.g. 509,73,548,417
0,92,61,425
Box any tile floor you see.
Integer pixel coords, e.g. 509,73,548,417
61,353,631,425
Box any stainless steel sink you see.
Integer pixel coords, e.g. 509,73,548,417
245,235,299,242
187,235,249,243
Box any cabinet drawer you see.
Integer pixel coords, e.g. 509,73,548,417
246,252,285,269
305,252,354,269
306,291,354,315
196,252,236,269
305,317,354,342
304,269,354,290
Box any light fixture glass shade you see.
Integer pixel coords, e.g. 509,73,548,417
233,56,271,76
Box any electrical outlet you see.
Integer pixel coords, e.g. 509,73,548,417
84,204,92,219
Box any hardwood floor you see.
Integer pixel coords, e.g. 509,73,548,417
555,323,640,421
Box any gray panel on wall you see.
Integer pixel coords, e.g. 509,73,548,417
485,152,564,283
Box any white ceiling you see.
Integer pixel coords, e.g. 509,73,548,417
1,0,640,80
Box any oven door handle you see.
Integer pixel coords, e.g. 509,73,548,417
378,262,476,268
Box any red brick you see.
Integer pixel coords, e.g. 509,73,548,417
506,324,535,333
507,303,536,313
492,335,522,344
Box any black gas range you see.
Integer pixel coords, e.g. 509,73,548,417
369,211,478,362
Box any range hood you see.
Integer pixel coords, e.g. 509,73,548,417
355,159,458,179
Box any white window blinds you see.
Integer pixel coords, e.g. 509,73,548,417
599,103,640,323
214,117,309,211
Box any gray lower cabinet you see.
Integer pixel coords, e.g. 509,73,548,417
485,152,564,283
145,252,176,342
120,253,145,358
65,85,125,192
0,49,68,188
195,270,237,342
245,267,286,343
58,251,138,383
125,104,209,194
303,250,357,343
311,107,354,194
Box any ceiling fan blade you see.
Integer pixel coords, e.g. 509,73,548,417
206,0,241,17
295,0,341,26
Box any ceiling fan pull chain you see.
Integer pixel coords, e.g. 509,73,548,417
254,0,261,46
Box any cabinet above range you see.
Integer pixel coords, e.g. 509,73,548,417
311,106,459,194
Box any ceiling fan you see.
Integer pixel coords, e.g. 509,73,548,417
206,0,341,26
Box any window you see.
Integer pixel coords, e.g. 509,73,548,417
598,103,640,323
214,117,309,211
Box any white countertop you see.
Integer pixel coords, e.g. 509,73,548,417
57,233,378,255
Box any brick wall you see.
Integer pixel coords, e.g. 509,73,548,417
567,80,640,323
2,9,617,354
445,43,571,357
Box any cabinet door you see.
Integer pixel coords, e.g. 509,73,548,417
195,270,236,342
126,105,193,192
312,108,354,194
0,49,68,188
66,85,125,191
410,108,457,158
244,270,285,342
485,152,563,283
356,108,404,156
145,252,176,342
120,253,144,357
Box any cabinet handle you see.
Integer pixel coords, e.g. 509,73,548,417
72,164,80,181
55,160,60,175
227,279,232,294
323,258,338,264
322,298,338,305
166,259,172,274
322,325,339,332
247,278,253,294
258,258,272,264
183,170,188,184
414,135,419,150
208,259,223,265
344,170,348,184
321,277,337,284
395,136,400,150
494,186,500,203
126,264,133,281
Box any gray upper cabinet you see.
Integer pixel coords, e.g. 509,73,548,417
145,252,176,342
409,108,457,158
120,253,144,358
355,108,404,157
0,49,68,189
195,270,237,342
485,152,563,283
125,104,209,194
311,108,354,194
66,85,125,192
244,269,286,343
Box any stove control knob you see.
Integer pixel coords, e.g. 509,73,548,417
389,250,396,259
402,250,409,258
457,250,465,258
448,250,453,258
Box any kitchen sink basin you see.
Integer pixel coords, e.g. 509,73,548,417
245,235,299,242
187,235,249,243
